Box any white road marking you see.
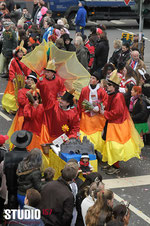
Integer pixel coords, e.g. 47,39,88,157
114,193,150,224
111,20,126,25
103,175,150,189
0,111,12,121
0,93,4,95
103,175,150,224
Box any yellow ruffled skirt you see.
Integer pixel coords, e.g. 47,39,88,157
2,81,18,113
101,117,144,166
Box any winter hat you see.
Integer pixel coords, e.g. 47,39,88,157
0,134,9,145
92,71,101,82
81,153,90,159
27,72,37,83
41,7,48,16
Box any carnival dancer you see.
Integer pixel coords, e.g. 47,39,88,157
100,71,143,175
2,43,31,113
40,88,80,143
7,73,37,149
22,88,44,150
77,71,108,152
37,59,66,100
37,59,66,143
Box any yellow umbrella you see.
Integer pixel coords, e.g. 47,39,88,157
21,41,90,99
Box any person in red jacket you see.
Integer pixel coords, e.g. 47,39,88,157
7,72,37,149
22,90,44,150
37,59,66,144
2,45,31,113
100,70,143,175
41,88,80,143
77,71,108,152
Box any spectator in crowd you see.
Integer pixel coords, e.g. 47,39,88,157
17,8,29,27
85,189,114,226
8,188,44,226
0,134,8,224
5,0,15,13
119,65,137,93
16,148,42,209
92,30,109,76
0,21,17,78
76,172,102,226
4,130,32,209
117,42,130,67
75,1,87,35
61,33,76,51
0,2,9,18
124,83,134,109
32,0,39,22
84,34,95,71
88,26,99,46
126,49,146,84
102,63,115,80
74,36,89,70
40,165,77,225
42,18,54,42
0,20,4,53
42,167,55,187
81,180,105,225
129,86,149,138
10,3,22,25
109,39,122,68
55,38,65,50
67,159,83,188
107,203,130,226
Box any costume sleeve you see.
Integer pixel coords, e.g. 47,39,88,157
104,94,126,121
68,109,80,139
23,104,37,119
18,89,28,107
22,63,31,76
31,170,42,192
62,196,74,226
9,59,16,81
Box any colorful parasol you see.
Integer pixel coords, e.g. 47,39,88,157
21,41,90,99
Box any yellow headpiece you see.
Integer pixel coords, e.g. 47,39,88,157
45,59,56,73
108,69,121,86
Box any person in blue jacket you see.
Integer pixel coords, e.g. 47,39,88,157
75,1,87,36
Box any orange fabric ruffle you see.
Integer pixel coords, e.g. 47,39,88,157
40,124,57,144
4,80,15,95
80,112,106,135
27,134,41,151
106,118,131,144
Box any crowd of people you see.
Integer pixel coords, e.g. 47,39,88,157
0,0,150,225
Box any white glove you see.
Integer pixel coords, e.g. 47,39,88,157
93,106,99,113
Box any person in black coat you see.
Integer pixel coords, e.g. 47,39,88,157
92,31,109,76
129,86,149,136
117,42,130,67
4,130,32,209
124,83,134,109
40,165,77,226
109,39,122,68
16,148,42,209
61,33,76,52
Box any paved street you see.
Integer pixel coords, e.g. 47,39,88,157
0,19,150,225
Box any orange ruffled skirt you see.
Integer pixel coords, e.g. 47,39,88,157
101,117,144,166
79,112,106,151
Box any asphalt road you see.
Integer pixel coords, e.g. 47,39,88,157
0,19,150,226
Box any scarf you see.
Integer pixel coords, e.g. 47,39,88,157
129,95,140,112
80,160,89,167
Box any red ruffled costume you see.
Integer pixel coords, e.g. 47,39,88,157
2,57,31,113
23,103,44,150
40,86,80,143
77,85,108,151
101,92,143,166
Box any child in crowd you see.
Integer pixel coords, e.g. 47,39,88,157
42,167,55,187
78,153,93,176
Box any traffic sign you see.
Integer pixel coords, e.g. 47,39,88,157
124,0,131,5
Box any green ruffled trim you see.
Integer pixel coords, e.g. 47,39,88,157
134,123,149,134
